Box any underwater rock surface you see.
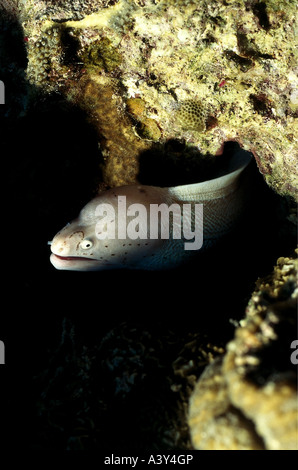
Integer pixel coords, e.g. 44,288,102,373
11,0,298,197
189,253,298,450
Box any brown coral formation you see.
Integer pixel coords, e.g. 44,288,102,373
189,254,298,450
75,75,151,186
188,357,265,450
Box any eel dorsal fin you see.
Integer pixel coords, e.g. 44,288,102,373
168,150,253,202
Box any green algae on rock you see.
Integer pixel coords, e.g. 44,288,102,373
82,37,122,73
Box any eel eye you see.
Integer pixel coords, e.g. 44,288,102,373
80,239,93,250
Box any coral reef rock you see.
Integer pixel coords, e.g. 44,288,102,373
189,253,298,450
12,0,298,197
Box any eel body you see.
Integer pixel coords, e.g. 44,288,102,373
50,150,253,271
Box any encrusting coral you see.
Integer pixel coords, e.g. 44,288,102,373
176,100,207,133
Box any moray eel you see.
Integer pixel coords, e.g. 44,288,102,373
50,150,253,271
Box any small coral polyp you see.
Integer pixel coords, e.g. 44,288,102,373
176,99,206,132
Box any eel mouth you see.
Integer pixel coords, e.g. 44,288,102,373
50,253,104,271
51,254,96,262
